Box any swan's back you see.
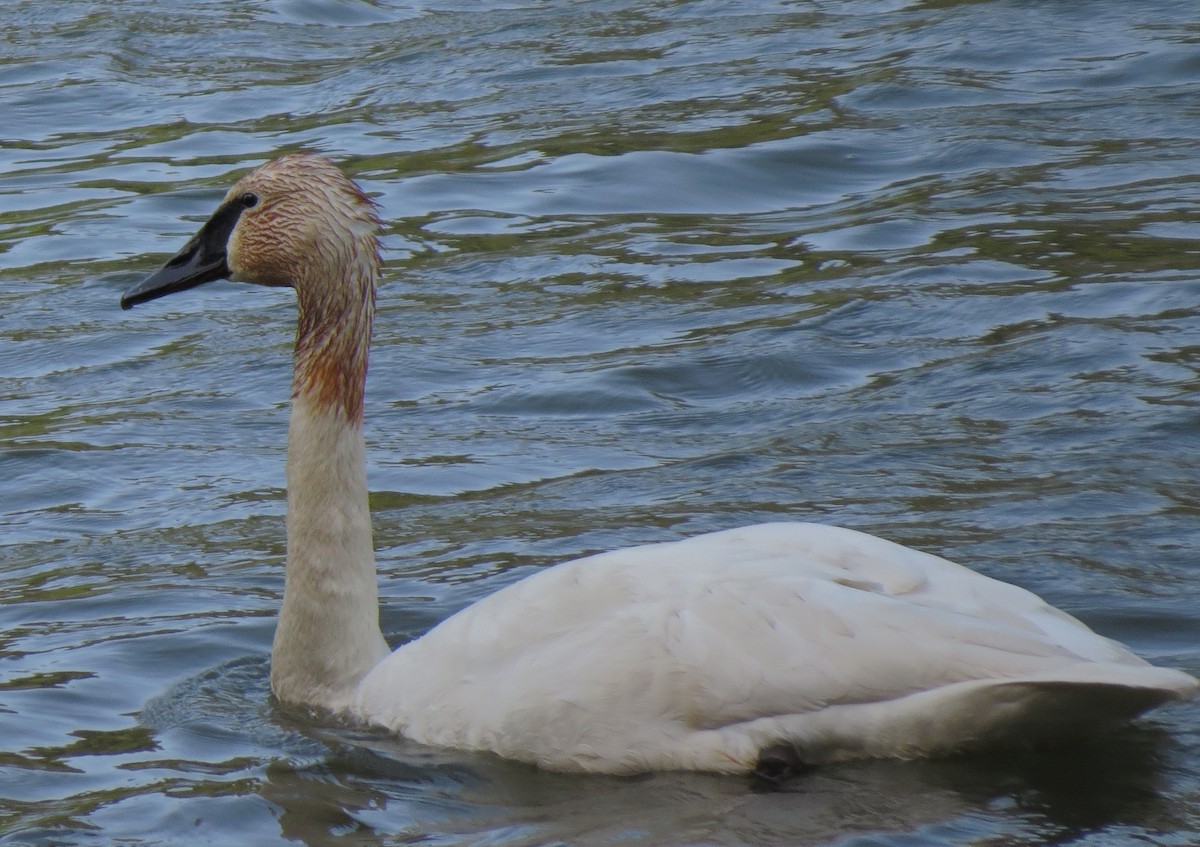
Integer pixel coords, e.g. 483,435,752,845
356,522,1196,773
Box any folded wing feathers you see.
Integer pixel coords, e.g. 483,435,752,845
355,522,1195,771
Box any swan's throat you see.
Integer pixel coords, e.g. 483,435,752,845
292,281,373,425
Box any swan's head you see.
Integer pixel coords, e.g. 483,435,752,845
121,153,380,310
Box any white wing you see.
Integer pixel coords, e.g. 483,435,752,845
354,523,1196,773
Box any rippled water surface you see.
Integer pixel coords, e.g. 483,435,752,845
3,1,1200,844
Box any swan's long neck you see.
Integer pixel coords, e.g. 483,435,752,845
270,257,389,712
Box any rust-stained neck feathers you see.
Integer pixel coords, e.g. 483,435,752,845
227,154,383,425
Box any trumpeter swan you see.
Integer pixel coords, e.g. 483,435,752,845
121,154,1197,776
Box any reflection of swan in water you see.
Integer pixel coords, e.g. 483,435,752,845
122,153,1196,777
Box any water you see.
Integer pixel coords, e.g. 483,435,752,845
2,0,1200,843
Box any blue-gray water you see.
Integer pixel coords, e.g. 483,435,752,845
3,1,1200,844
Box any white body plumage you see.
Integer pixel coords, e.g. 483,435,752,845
354,521,1194,772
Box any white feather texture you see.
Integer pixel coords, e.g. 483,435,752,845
125,154,1198,776
354,522,1196,772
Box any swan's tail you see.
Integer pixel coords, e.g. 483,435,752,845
958,672,1195,748
763,664,1198,766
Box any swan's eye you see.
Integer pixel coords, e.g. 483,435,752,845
240,192,259,208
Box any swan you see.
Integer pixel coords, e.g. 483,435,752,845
121,153,1197,777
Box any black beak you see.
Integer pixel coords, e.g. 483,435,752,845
120,198,248,310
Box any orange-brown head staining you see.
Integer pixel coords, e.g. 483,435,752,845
225,154,382,425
